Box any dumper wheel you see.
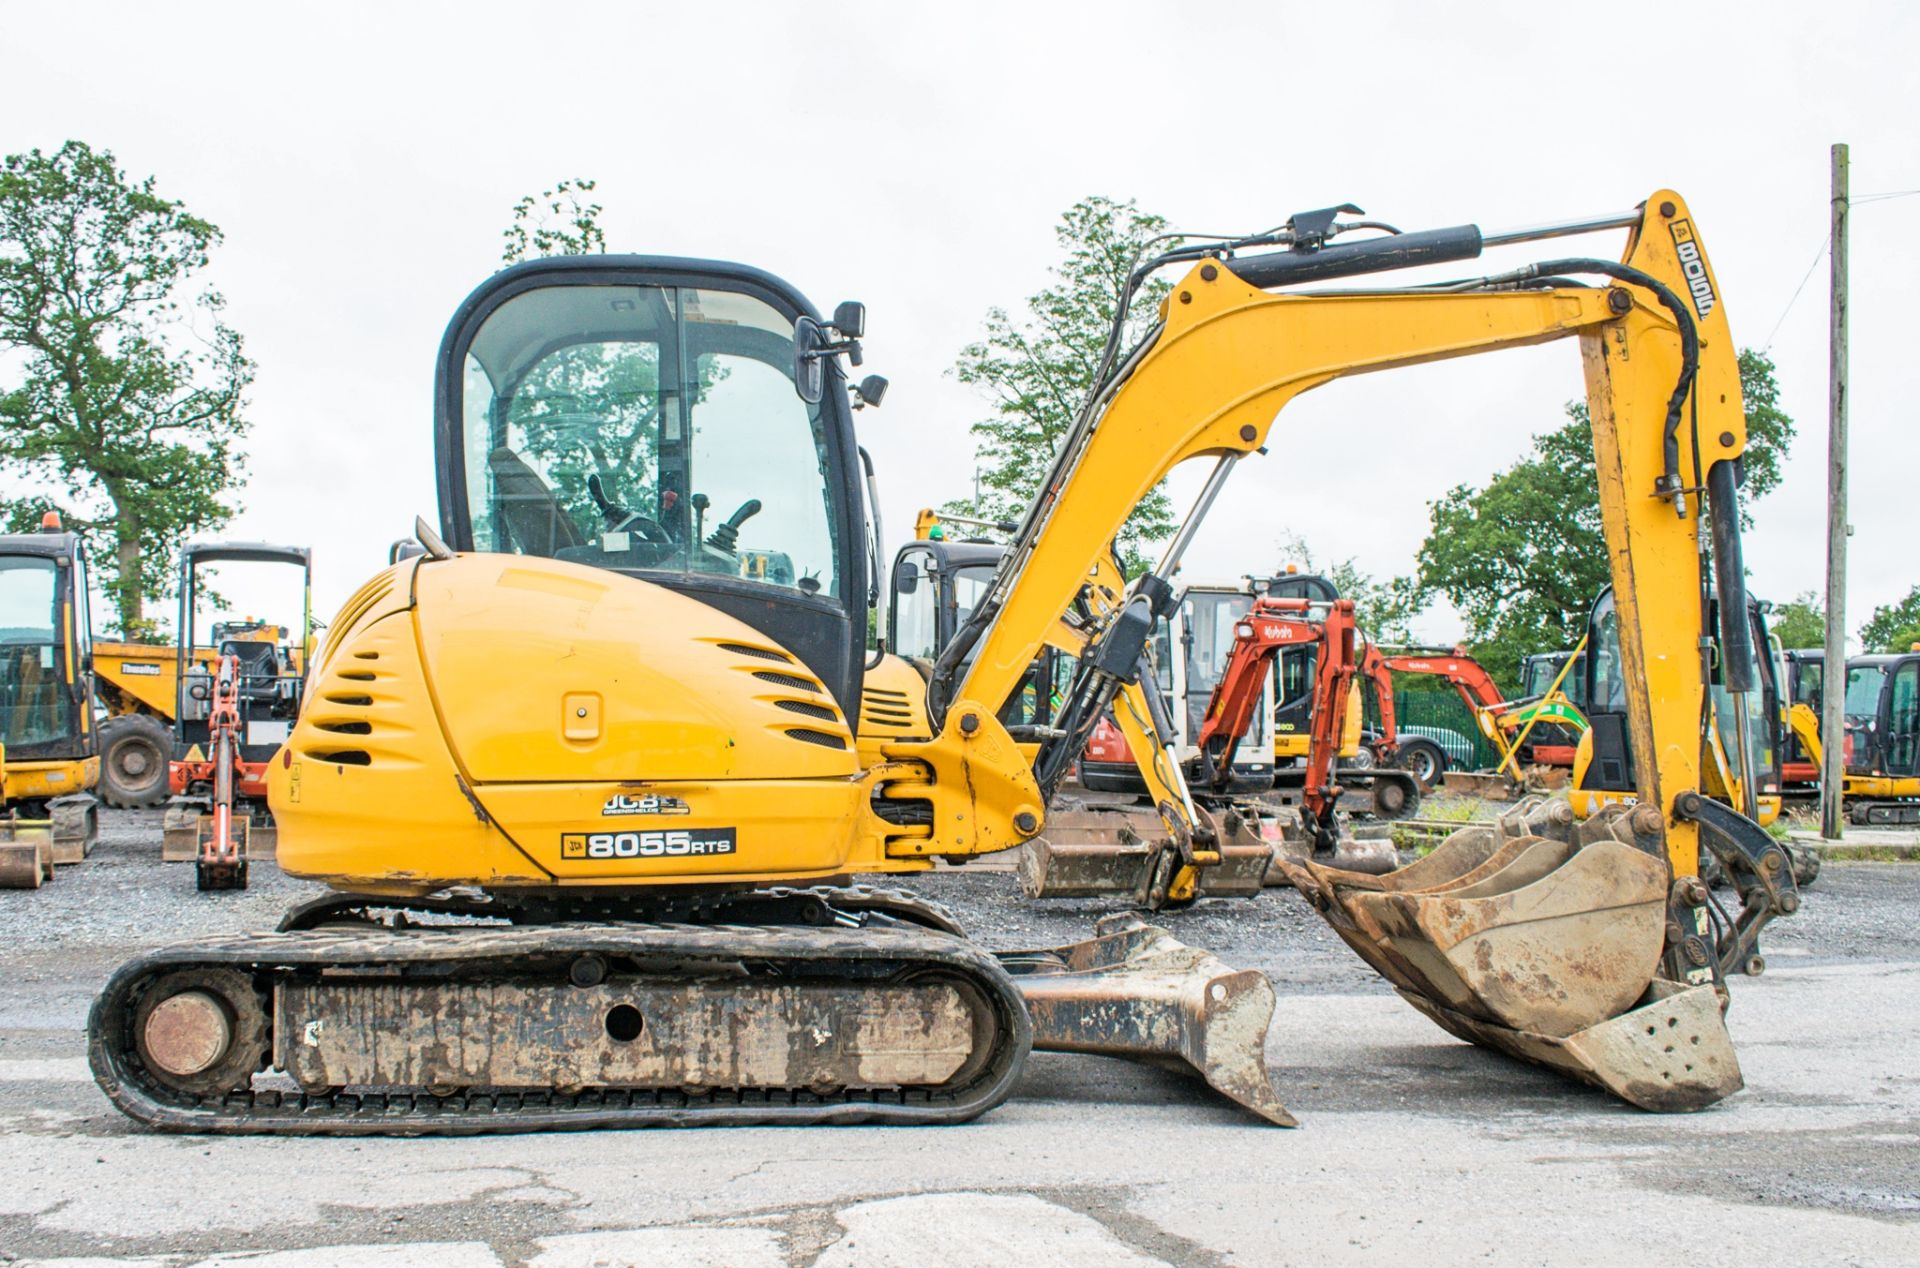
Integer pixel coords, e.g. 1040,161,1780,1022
1394,738,1448,789
98,714,173,808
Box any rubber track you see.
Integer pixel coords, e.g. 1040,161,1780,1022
89,921,1031,1136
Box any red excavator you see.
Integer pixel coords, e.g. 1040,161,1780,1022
1193,595,1418,851
1360,645,1588,786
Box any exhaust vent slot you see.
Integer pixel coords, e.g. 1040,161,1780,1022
752,670,820,693
338,670,376,682
327,574,395,646
314,719,372,736
305,749,372,767
719,642,793,663
784,727,849,750
324,694,373,707
353,651,380,660
775,699,839,723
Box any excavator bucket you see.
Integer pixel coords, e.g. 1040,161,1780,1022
1274,798,1743,1111
997,913,1293,1126
1017,801,1271,903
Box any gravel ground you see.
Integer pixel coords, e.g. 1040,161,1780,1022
1,809,1916,1265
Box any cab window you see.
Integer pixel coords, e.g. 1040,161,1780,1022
460,285,842,598
0,556,70,746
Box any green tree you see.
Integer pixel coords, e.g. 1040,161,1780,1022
0,140,254,639
948,196,1177,573
1860,585,1920,654
1768,591,1825,650
489,180,724,544
502,178,606,263
1417,349,1794,690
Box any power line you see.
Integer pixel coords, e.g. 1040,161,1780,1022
1756,186,1918,353
1760,232,1831,354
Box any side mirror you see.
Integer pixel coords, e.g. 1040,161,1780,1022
831,301,866,339
892,555,920,596
793,316,826,404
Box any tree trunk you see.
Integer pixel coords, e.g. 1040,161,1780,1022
115,520,143,638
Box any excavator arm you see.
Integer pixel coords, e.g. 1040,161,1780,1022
895,192,1745,880
888,191,1794,1111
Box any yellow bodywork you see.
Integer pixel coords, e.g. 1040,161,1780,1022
1273,680,1363,762
0,756,98,802
273,190,1744,898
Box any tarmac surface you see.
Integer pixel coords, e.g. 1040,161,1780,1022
2,810,1917,1266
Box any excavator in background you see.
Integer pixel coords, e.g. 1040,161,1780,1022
91,189,1794,1135
90,620,303,812
1076,578,1277,796
0,515,100,887
1367,643,1588,788
1778,647,1920,823
1030,584,1406,900
161,541,313,887
1571,590,1786,829
1189,594,1412,856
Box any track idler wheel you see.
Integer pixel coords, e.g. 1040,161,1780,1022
130,968,268,1098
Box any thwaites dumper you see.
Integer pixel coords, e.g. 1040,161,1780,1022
0,515,100,886
161,541,313,889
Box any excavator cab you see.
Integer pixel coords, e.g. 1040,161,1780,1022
443,261,870,710
0,517,100,885
1574,587,1784,825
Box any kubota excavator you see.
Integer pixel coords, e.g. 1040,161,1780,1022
91,189,1793,1133
1367,644,1589,784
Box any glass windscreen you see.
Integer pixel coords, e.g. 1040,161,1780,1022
0,556,71,747
460,284,841,598
1179,590,1255,738
1793,661,1824,711
1845,664,1887,722
949,565,995,633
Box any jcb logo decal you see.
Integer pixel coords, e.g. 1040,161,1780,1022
1668,219,1716,319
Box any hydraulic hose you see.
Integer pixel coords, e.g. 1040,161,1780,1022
1519,258,1700,507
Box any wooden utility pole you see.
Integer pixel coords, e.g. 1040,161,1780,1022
1822,143,1850,839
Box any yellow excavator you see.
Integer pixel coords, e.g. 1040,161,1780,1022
89,189,1795,1133
1,514,101,886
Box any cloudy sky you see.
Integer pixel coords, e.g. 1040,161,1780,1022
3,0,1914,645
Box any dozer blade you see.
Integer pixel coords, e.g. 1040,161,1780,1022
1275,799,1743,1111
1017,801,1271,903
996,913,1293,1126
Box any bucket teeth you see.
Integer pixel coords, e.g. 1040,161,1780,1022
997,914,1293,1126
1276,799,1741,1111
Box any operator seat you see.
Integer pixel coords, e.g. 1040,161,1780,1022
489,447,586,557
221,640,280,702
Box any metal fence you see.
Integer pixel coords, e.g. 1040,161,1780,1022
1383,689,1504,771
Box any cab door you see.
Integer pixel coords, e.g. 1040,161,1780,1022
1883,659,1920,780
